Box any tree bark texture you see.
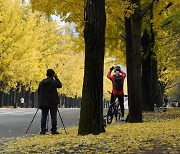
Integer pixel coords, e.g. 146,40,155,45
142,53,153,111
0,92,3,107
125,0,142,122
150,6,158,109
141,30,154,111
157,82,165,107
25,89,30,108
151,57,158,107
78,0,106,135
141,5,158,111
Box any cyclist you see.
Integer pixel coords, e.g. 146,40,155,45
107,66,126,120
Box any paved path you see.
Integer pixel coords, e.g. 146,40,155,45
0,108,80,138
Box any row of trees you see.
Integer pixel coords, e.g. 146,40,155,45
0,89,112,108
0,89,82,108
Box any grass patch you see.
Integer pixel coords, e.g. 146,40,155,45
1,108,180,153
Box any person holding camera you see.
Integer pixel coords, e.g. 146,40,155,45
38,69,62,135
107,66,126,120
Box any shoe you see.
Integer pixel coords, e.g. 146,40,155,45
51,131,59,135
40,131,46,135
121,117,125,121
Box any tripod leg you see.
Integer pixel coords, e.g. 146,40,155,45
57,108,67,134
26,108,39,134
46,113,49,132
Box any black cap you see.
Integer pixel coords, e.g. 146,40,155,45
46,69,55,76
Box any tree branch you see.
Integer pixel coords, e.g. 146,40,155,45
140,0,158,18
106,34,125,40
120,34,126,40
159,2,173,15
165,82,180,90
161,20,172,28
63,0,84,25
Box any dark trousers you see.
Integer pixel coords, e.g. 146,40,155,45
110,94,124,117
21,103,24,108
41,106,58,133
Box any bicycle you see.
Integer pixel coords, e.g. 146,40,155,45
154,104,167,112
106,91,121,124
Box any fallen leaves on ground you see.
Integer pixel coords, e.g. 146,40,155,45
0,108,180,153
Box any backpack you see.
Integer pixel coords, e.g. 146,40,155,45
114,75,123,90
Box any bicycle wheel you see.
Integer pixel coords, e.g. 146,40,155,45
107,114,113,124
118,109,121,120
107,108,113,124
114,110,118,121
115,110,121,121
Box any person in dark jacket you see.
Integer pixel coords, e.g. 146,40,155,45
38,69,62,135
164,95,168,107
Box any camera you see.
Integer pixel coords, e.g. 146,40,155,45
114,66,121,72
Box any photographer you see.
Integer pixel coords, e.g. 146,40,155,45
107,66,126,120
38,69,62,135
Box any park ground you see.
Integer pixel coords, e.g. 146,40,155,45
0,108,180,153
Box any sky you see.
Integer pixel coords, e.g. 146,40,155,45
23,0,78,37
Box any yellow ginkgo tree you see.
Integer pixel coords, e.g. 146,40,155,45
0,0,74,92
152,0,180,100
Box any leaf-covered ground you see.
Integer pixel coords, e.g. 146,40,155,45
0,108,180,153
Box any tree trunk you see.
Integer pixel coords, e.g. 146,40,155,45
0,91,3,107
150,6,158,109
125,0,142,123
3,93,7,106
141,4,158,111
32,92,35,108
78,0,106,135
157,82,164,107
12,90,17,108
10,89,13,106
142,53,153,111
25,89,30,108
141,29,154,111
151,57,158,107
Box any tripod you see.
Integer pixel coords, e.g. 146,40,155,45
26,108,67,134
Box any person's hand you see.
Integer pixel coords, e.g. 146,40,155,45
110,66,114,71
53,74,58,78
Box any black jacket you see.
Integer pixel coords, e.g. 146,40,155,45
38,76,62,107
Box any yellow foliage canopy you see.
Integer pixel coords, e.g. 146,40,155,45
0,0,69,92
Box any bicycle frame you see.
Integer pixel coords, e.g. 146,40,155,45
106,91,121,124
